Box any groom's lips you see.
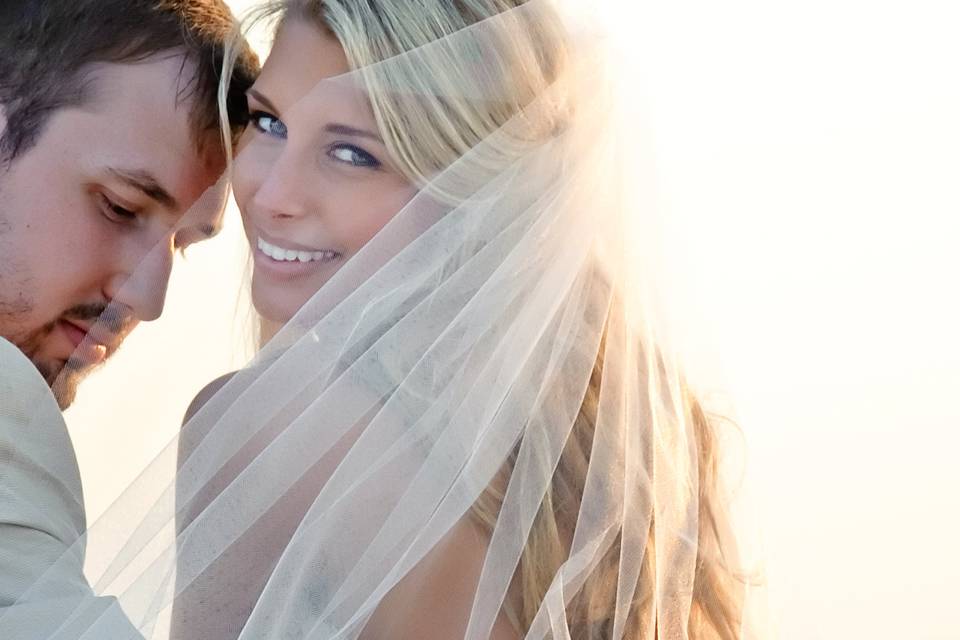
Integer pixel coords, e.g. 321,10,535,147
59,320,88,349
58,320,110,365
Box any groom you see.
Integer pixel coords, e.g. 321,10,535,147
0,1,258,636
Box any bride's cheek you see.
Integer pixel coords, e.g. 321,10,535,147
230,165,256,214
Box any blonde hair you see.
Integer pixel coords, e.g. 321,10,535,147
222,0,744,636
471,329,745,638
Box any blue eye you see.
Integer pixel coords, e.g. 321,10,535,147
329,144,381,168
249,110,287,139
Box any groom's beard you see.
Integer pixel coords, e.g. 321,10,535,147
1,300,134,409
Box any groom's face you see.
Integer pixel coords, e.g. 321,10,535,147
0,55,227,408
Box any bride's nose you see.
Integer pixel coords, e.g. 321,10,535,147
251,147,312,221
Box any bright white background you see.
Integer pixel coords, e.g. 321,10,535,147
65,1,960,638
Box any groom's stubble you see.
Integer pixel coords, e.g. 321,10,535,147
0,179,132,408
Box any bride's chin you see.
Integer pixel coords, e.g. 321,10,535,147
251,281,304,330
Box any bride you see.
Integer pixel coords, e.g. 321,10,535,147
48,0,752,638
171,1,749,638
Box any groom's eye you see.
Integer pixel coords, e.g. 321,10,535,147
96,192,139,223
249,110,287,139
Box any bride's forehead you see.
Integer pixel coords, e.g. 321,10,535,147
263,18,350,86
255,18,375,119
257,80,375,135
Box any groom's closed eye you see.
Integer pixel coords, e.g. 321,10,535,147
107,168,180,212
96,191,142,223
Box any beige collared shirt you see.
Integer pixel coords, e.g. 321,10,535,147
0,337,139,639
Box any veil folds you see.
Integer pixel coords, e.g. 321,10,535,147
3,1,757,638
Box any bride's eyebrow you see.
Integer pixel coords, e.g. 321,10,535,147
246,89,381,143
324,123,384,144
246,88,280,113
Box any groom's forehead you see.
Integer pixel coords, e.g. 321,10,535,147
72,57,226,208
80,55,201,131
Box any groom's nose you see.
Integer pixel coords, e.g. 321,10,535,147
105,237,175,323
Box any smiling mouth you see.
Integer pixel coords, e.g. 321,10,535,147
257,237,341,264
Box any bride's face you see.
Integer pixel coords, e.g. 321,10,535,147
233,19,416,323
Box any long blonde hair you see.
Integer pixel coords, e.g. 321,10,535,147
470,326,745,638
225,0,744,636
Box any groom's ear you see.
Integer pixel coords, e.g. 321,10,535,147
0,103,7,161
0,103,7,169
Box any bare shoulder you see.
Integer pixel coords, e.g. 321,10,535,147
361,518,521,640
182,372,238,426
178,371,239,466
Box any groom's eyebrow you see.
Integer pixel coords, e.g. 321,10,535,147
108,168,178,211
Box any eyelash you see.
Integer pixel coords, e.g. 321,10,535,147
249,109,287,139
97,193,138,222
328,144,381,169
248,109,381,169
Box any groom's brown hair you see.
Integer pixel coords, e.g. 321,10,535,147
0,0,259,164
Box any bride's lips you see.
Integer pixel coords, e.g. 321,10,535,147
253,233,342,279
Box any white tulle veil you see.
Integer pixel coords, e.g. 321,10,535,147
3,0,759,637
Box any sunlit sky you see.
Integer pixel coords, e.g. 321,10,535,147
65,1,960,638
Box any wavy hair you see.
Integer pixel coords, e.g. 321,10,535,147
223,0,745,636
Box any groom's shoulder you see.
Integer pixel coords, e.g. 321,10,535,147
0,337,59,425
0,335,73,472
0,337,84,540
0,336,43,384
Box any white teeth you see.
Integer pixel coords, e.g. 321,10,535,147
257,237,338,263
